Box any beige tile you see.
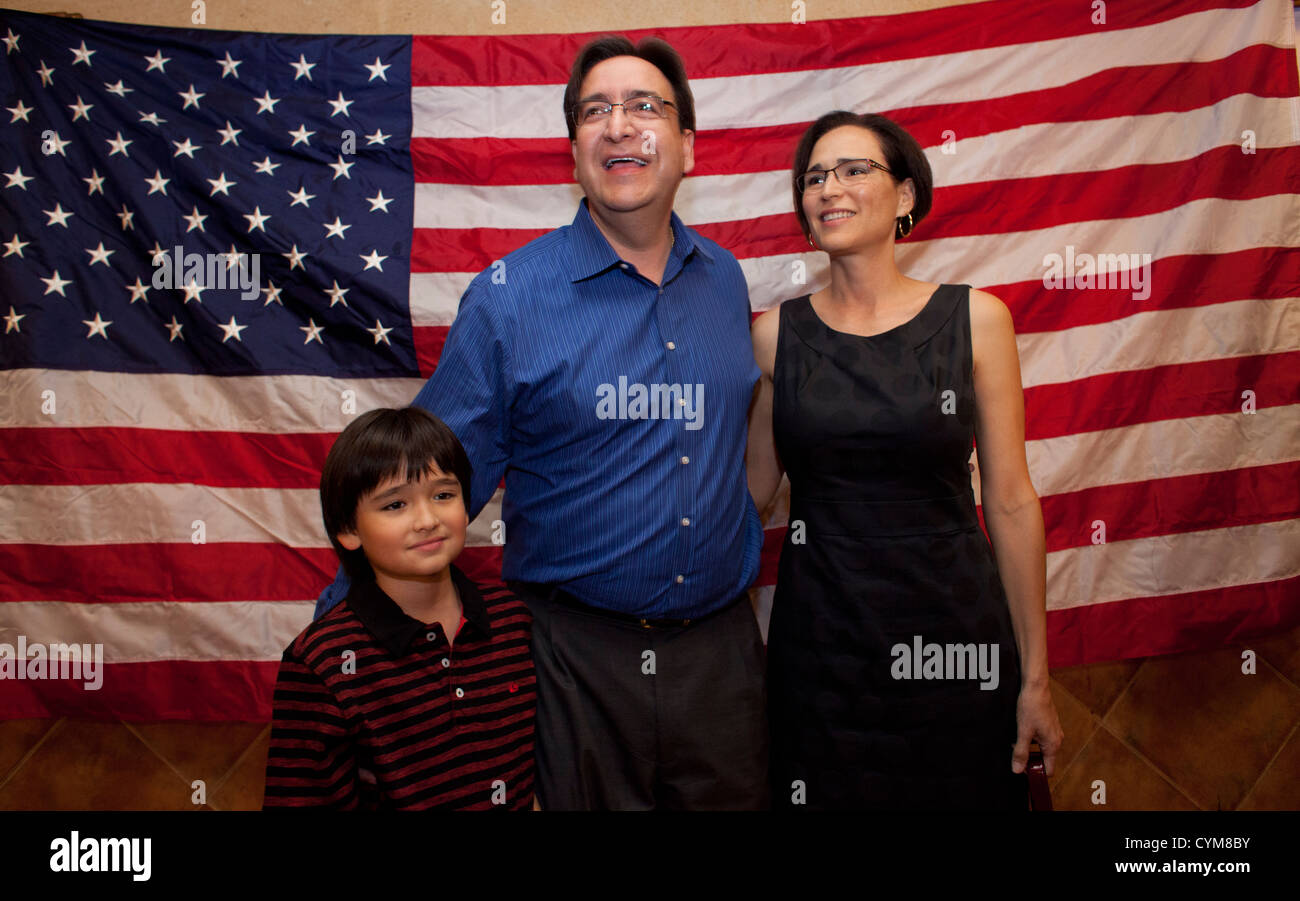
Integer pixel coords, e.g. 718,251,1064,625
0,720,194,810
0,719,58,788
1249,624,1300,689
210,726,270,811
1046,678,1099,791
1051,658,1143,716
129,721,267,787
1238,726,1300,810
1106,646,1300,810
1050,728,1197,811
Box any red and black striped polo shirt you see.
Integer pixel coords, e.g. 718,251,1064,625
264,564,535,809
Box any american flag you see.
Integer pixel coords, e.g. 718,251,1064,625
2,0,1298,720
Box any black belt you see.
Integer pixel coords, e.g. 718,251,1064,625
509,581,745,630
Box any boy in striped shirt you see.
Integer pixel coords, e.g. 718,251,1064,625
264,407,536,809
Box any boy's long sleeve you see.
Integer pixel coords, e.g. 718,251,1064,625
263,645,365,809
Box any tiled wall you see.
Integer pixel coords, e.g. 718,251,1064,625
2,622,1296,810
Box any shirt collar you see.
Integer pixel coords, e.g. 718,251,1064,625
567,198,713,283
345,564,492,657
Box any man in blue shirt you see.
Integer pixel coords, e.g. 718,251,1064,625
318,34,767,809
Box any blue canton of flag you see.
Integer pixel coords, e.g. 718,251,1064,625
0,8,415,377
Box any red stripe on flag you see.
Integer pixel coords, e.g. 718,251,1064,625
0,544,337,604
996,248,1300,335
0,543,506,604
1039,462,1300,552
0,659,281,721
1023,352,1300,442
918,146,1300,243
1,427,333,488
412,46,1296,186
1045,574,1300,667
410,0,1252,85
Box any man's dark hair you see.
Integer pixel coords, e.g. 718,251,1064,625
791,111,934,242
320,407,473,582
563,34,696,141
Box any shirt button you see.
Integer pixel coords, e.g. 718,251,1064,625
455,687,465,699
675,574,684,584
441,658,450,668
681,517,690,526
619,262,629,269
666,341,676,350
680,456,689,465
426,631,436,641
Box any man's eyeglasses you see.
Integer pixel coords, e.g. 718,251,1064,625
572,95,677,126
796,158,895,193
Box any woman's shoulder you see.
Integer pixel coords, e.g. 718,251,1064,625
751,296,808,375
966,286,1014,334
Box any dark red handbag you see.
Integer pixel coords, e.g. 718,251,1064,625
1027,741,1053,810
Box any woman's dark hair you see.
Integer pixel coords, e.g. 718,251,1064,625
320,407,473,582
791,111,934,242
563,35,696,140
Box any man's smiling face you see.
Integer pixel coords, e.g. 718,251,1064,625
570,55,695,225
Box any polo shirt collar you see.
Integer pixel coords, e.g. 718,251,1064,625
568,198,713,283
346,564,492,657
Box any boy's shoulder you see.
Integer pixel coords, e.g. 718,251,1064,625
464,578,532,632
282,599,367,668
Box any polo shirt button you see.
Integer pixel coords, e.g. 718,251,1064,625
680,456,689,465
455,687,465,699
675,574,684,584
426,631,436,641
619,262,629,269
441,658,450,668
681,517,690,526
666,341,676,350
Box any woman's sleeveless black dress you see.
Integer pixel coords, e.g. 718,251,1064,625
767,285,1028,810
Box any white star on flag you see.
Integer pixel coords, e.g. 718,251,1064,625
69,40,96,66
41,270,72,296
83,313,111,339
300,318,324,344
85,242,115,266
290,53,316,81
219,316,248,342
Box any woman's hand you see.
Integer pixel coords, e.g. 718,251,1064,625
1012,680,1064,775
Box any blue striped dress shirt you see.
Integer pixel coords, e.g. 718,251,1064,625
314,200,762,619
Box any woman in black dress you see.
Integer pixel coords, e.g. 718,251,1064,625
748,111,1063,809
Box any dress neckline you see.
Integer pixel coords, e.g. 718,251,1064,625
805,284,943,341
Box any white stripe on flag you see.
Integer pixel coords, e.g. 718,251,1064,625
410,3,1283,138
411,96,1298,231
1017,297,1300,389
0,370,425,431
1046,519,1300,611
2,600,315,663
0,484,508,548
1024,403,1300,498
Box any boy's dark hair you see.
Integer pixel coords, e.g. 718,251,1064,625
320,407,473,582
563,34,696,141
791,111,934,242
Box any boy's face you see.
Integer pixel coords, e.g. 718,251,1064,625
337,463,468,584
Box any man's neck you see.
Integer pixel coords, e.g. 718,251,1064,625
588,202,676,285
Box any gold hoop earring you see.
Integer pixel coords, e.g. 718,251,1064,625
896,213,914,239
